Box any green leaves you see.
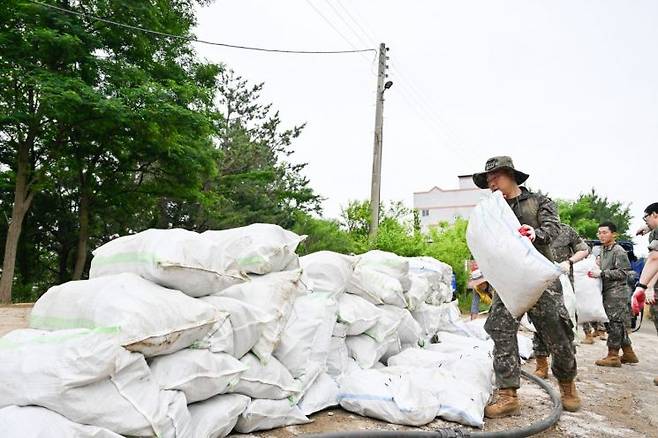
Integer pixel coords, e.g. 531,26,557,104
557,189,632,240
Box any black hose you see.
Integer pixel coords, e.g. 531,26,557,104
304,370,562,438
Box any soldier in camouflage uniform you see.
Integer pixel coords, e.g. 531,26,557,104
631,203,658,384
590,221,638,367
472,156,580,418
533,223,589,379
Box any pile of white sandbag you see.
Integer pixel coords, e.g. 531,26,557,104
0,223,518,437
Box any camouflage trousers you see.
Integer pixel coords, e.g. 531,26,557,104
652,301,658,335
485,280,577,389
582,321,606,335
602,292,632,350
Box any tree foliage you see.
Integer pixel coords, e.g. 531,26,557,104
557,189,632,240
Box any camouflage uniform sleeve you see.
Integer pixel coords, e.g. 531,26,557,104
602,246,633,281
533,195,561,245
569,227,589,253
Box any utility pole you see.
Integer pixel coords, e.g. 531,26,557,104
369,43,392,238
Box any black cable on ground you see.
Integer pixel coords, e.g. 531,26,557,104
305,370,563,438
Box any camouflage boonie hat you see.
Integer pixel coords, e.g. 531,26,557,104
472,156,529,189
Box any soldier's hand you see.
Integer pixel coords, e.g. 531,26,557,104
587,268,601,278
646,288,656,305
519,225,536,242
636,225,650,236
631,287,646,315
558,261,570,274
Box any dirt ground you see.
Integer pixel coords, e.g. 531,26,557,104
2,305,656,437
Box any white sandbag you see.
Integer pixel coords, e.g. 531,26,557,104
230,353,301,400
348,269,406,307
346,333,397,369
559,273,579,335
337,293,380,336
300,251,355,297
216,269,307,362
380,305,422,346
356,250,411,288
388,346,493,427
408,256,453,286
194,317,234,355
298,373,340,416
338,367,439,426
365,306,402,343
0,405,123,438
290,362,323,405
202,223,305,274
404,274,432,311
520,313,537,332
235,399,311,433
0,329,190,437
29,273,220,357
466,191,561,318
347,250,409,307
327,336,350,377
188,394,250,438
332,322,348,338
90,228,246,296
199,295,271,357
573,257,608,323
425,281,454,306
274,293,337,378
517,334,534,360
411,302,444,343
149,349,247,403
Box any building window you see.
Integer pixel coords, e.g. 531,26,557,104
421,209,430,217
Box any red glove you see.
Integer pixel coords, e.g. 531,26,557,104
631,287,646,315
518,225,536,241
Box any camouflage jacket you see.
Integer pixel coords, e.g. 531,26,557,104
550,223,589,263
506,187,560,262
599,242,633,298
649,228,658,252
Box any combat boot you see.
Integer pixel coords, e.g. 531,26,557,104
620,345,639,364
595,329,607,340
595,348,621,367
484,388,519,418
558,380,581,412
534,356,549,379
582,332,595,345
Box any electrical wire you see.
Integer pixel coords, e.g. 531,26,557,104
25,0,375,55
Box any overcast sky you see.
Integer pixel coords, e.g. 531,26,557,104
193,0,657,249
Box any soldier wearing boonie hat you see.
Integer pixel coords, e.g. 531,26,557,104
472,156,581,418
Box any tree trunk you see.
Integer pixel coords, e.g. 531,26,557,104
72,189,90,280
58,243,72,284
0,143,34,303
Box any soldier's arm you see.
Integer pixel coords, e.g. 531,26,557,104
533,196,561,245
569,228,590,262
601,247,633,281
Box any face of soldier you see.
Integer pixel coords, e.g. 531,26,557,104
645,212,658,230
597,226,615,246
486,170,517,197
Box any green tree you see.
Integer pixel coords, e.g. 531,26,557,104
557,189,632,240
0,0,218,301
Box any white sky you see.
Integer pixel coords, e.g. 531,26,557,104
194,0,657,249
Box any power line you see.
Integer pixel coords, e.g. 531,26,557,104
321,0,372,50
26,0,375,55
303,0,378,68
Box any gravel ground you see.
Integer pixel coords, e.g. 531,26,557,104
2,304,656,437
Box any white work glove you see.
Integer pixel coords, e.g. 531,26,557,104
558,261,571,274
646,288,656,305
587,268,602,278
519,225,536,242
